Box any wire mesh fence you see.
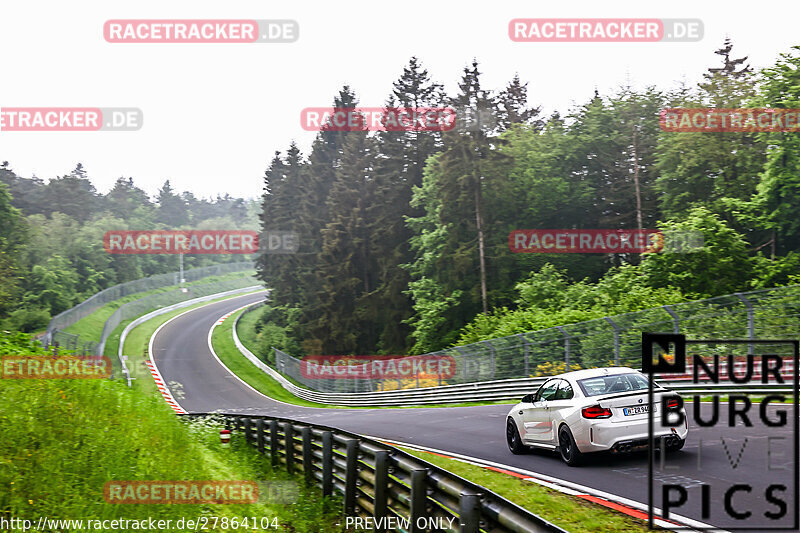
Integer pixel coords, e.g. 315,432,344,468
97,275,261,356
42,330,100,356
45,261,255,338
271,284,800,393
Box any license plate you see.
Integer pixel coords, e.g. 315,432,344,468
623,405,653,416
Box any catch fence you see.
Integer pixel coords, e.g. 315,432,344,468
270,284,800,393
45,261,255,340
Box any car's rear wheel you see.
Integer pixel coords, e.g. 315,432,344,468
558,425,584,466
506,418,527,455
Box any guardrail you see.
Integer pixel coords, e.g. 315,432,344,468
231,308,795,406
258,284,800,394
231,302,793,407
189,412,565,533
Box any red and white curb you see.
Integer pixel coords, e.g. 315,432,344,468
216,311,236,325
371,437,721,533
144,359,187,414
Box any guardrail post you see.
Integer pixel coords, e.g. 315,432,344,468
456,346,469,383
482,341,496,379
735,293,756,357
459,492,481,533
555,326,570,369
284,422,295,474
663,305,680,334
301,427,314,486
410,468,428,533
243,418,252,443
373,451,389,533
516,334,530,376
344,439,359,516
256,419,265,454
269,420,279,466
604,317,621,366
321,431,333,497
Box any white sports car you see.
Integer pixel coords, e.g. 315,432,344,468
506,367,688,466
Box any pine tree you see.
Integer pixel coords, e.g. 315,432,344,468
42,164,99,223
496,74,543,131
155,180,189,227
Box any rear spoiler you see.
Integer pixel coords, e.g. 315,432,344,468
595,388,668,402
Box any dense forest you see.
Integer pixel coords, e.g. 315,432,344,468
0,163,258,332
254,40,800,359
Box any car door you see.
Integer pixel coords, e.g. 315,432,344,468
545,379,575,442
520,379,560,445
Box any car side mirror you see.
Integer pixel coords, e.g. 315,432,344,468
521,394,534,403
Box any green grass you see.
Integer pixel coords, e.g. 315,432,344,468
228,309,518,410
0,336,352,532
236,309,261,358
212,312,333,408
227,311,519,409
398,446,650,533
63,271,256,341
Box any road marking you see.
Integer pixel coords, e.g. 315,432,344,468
147,292,266,414
371,436,722,532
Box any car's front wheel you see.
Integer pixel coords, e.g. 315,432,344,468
506,418,528,455
558,425,584,466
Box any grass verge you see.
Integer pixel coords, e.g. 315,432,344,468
0,334,350,533
62,271,257,341
398,446,650,533
217,308,518,409
212,310,332,408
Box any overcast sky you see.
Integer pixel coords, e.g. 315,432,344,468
1,0,797,200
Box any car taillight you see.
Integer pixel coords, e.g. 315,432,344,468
582,405,612,419
667,398,680,409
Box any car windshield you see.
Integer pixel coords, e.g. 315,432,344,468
577,373,655,397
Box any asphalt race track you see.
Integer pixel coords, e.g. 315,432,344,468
151,292,799,531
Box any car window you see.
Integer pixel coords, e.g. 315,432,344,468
554,380,573,400
577,373,654,397
535,379,559,401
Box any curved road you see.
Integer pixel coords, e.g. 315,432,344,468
151,292,797,531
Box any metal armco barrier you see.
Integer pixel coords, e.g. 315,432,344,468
231,306,797,406
186,413,566,533
254,284,800,395
232,303,792,407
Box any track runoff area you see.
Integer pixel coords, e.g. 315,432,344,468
149,294,800,531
